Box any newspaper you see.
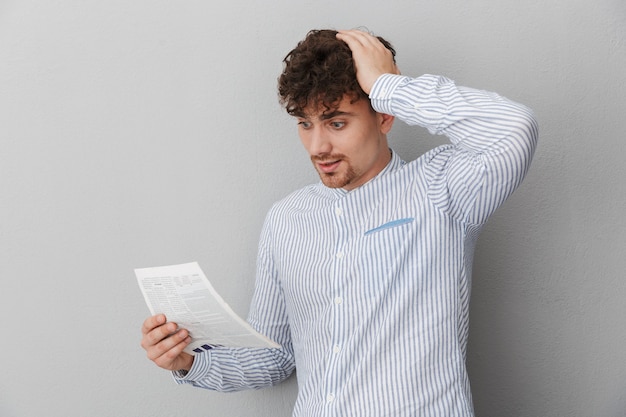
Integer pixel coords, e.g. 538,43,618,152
135,261,279,355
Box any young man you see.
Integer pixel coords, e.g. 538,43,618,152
141,29,538,416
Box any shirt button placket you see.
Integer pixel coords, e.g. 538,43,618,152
329,203,346,408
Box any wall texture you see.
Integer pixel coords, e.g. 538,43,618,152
1,1,624,416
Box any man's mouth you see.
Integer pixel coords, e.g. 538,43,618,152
316,159,341,174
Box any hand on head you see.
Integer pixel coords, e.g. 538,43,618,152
336,29,400,95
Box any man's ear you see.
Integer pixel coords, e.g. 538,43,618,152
378,112,395,135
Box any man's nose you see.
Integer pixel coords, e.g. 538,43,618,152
309,127,332,155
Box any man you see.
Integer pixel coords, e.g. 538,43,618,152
141,29,538,416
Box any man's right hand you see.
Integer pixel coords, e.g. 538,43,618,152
141,314,194,372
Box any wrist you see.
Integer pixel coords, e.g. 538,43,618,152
177,353,194,372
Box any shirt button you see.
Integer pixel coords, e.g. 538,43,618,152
335,207,343,216
334,296,343,305
333,344,341,354
327,393,335,403
336,251,344,259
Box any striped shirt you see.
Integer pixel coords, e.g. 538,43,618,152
174,74,538,416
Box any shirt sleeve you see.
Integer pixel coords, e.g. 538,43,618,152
370,73,539,225
171,211,296,391
171,345,294,392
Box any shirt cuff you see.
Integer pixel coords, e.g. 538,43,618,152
171,351,212,384
369,73,410,115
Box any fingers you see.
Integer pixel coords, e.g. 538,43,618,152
336,29,398,94
141,319,179,351
336,29,382,50
140,315,193,370
141,313,166,335
336,29,392,59
148,328,191,367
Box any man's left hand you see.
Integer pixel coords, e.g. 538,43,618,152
336,29,400,95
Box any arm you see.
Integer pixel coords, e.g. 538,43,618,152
371,74,538,224
142,213,295,392
141,314,293,391
338,30,538,224
174,211,296,391
171,346,294,392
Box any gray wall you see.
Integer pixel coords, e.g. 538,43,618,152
1,1,624,416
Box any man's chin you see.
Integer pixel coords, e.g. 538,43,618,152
319,173,348,189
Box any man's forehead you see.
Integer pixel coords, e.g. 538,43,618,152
298,96,364,119
298,102,340,119
300,108,346,120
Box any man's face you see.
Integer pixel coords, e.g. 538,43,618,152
297,96,394,190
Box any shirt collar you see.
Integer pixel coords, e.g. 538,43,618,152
325,149,405,197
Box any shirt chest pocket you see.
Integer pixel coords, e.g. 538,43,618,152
356,217,417,298
364,217,415,236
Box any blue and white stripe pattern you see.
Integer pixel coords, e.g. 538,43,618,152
174,74,538,416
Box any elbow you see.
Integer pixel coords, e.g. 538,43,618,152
521,103,539,141
524,107,539,150
512,108,539,184
512,104,539,164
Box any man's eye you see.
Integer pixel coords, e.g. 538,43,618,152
330,121,345,129
298,121,312,129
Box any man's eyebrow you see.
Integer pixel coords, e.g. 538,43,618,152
320,110,355,120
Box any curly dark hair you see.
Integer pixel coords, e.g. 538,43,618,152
278,29,396,117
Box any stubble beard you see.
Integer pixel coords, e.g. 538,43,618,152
311,154,356,189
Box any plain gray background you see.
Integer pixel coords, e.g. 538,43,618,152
1,0,624,416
